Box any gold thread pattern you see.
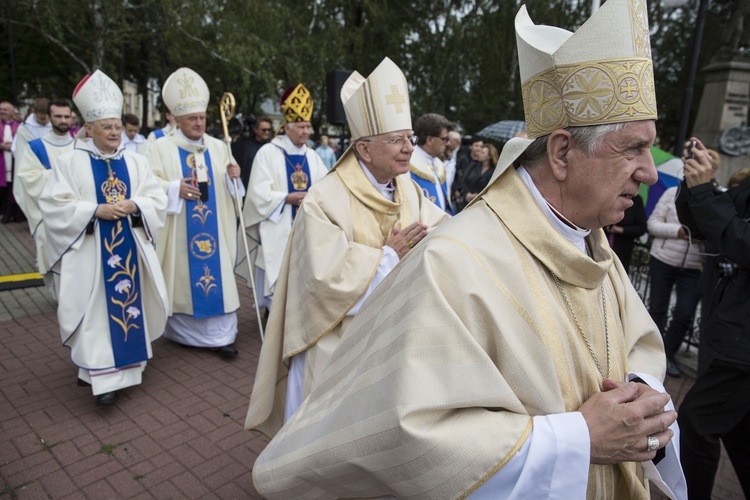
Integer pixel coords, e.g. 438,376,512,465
522,57,656,138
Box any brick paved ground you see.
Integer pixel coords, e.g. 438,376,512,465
0,220,744,499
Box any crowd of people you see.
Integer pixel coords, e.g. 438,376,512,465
2,0,749,497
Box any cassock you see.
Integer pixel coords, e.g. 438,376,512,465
14,131,75,279
241,135,327,306
250,144,686,499
39,141,168,395
409,145,453,214
245,150,450,437
148,129,242,347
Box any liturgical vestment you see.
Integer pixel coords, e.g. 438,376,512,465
40,142,168,395
245,150,449,437
148,131,241,347
251,157,684,499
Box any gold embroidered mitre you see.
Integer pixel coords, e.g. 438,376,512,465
281,84,314,123
340,57,412,141
162,67,210,117
516,0,656,139
72,70,123,123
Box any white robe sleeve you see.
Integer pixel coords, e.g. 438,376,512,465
627,372,688,500
225,172,246,199
166,179,183,215
470,412,590,499
347,246,399,316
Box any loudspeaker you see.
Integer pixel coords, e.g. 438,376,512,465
326,69,353,125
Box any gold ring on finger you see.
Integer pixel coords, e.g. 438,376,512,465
407,240,413,248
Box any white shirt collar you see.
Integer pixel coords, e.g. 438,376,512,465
358,160,395,201
414,145,434,163
517,166,590,254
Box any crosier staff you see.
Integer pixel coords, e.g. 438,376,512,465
220,92,265,341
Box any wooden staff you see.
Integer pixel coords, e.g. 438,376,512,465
219,92,265,341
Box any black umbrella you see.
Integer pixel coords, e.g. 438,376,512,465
475,120,526,143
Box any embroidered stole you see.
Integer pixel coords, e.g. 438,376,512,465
29,138,51,169
153,128,165,139
178,147,226,319
91,156,148,367
408,154,452,214
283,150,311,220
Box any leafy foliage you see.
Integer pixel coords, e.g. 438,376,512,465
0,0,735,147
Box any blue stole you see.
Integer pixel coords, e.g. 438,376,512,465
91,156,149,368
154,128,165,139
179,148,225,319
283,150,312,220
410,175,454,215
29,139,51,169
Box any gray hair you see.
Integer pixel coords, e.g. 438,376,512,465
518,123,626,168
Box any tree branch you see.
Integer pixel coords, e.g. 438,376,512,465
6,18,91,74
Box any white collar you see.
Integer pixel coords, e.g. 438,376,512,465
358,160,395,201
517,166,590,254
177,128,204,146
414,145,434,163
76,138,125,160
42,130,75,147
273,135,308,155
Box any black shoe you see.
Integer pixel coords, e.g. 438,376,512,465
211,345,238,358
77,378,91,387
95,391,119,406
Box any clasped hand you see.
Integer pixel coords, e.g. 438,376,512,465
385,222,429,259
580,379,676,464
95,200,138,221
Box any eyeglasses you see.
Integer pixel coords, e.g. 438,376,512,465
360,135,418,147
432,135,449,143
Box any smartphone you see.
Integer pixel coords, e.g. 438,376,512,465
687,140,696,159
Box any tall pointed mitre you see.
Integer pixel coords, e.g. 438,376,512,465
341,57,412,141
72,70,123,123
161,67,210,117
516,0,656,139
280,84,314,123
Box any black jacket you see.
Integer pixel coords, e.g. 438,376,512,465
676,177,750,367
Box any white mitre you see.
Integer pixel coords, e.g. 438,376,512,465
341,57,412,141
72,70,123,123
516,0,656,139
162,67,210,117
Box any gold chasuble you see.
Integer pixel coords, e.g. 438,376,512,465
245,150,448,437
251,164,666,499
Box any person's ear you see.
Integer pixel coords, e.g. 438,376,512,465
355,141,372,163
546,130,572,182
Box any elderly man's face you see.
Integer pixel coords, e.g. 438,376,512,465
0,102,13,122
49,105,72,136
176,112,206,141
86,118,123,154
356,129,415,184
565,120,657,229
286,121,312,148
